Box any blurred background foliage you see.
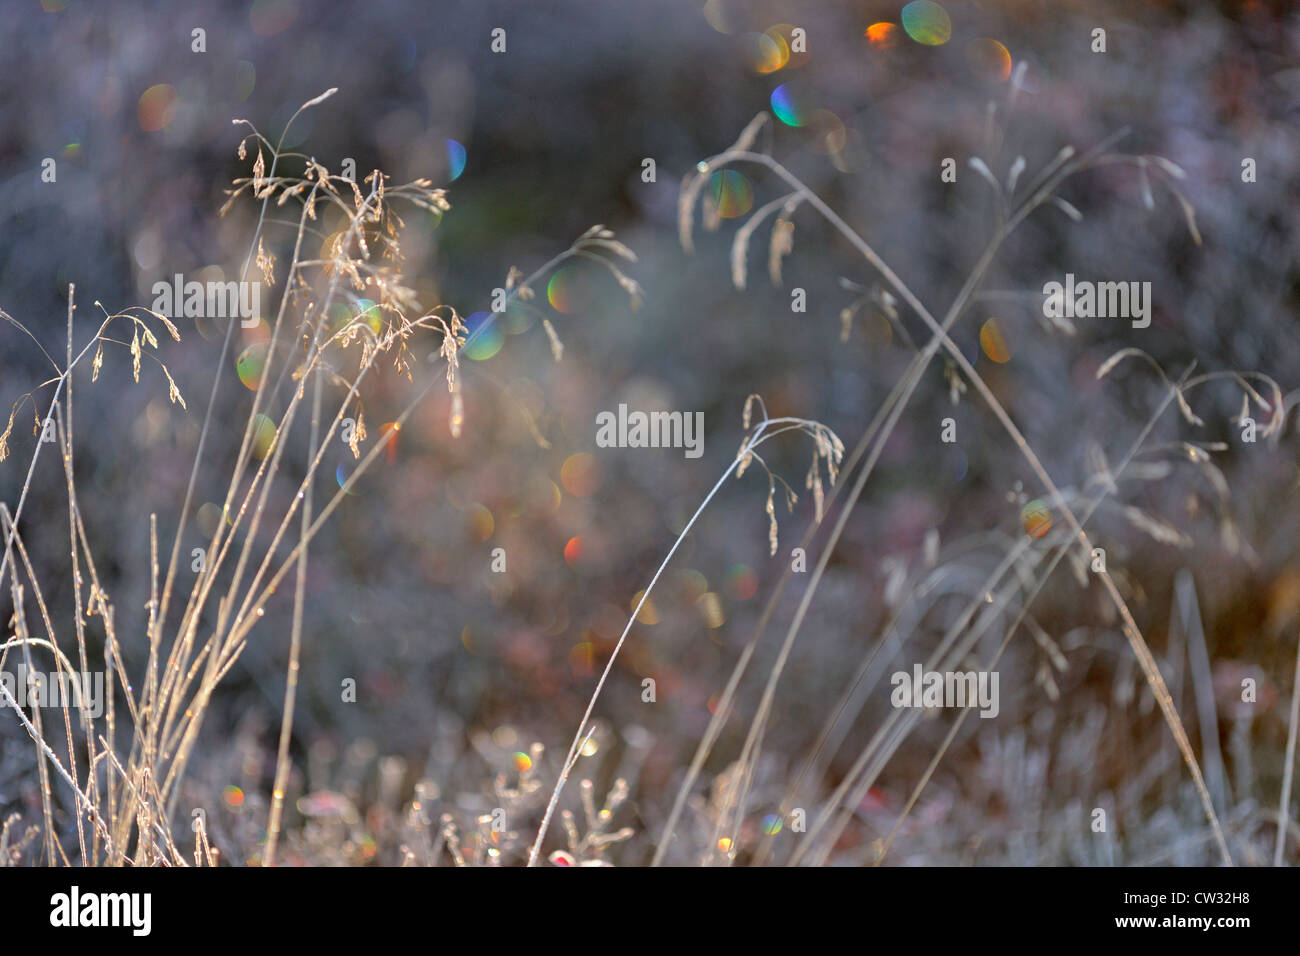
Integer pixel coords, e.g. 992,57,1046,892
1,0,1299,864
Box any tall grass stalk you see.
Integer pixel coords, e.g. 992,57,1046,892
644,109,1255,864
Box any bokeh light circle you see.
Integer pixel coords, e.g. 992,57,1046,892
235,343,268,390
951,446,969,482
379,421,400,465
696,592,726,628
1021,499,1052,538
250,0,297,36
901,1,952,47
709,170,753,219
446,139,467,181
967,38,1012,82
765,24,809,69
335,460,360,496
468,503,494,541
807,110,847,155
865,22,901,50
138,84,177,132
631,589,659,625
251,413,277,460
743,32,787,74
561,453,602,497
463,311,504,361
569,641,594,677
725,564,758,601
546,264,595,314
354,297,383,334
979,318,1012,364
679,569,708,601
770,82,812,127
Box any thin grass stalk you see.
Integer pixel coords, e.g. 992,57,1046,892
874,370,1189,863
263,361,323,865
1277,630,1300,865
